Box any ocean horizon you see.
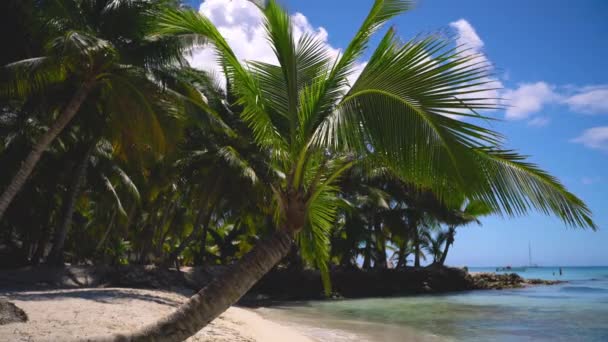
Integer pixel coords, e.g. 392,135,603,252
256,266,608,341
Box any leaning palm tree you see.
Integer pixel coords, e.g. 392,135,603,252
101,1,595,340
0,0,192,220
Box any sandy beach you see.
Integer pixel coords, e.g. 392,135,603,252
0,288,312,342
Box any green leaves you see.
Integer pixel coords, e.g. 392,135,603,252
328,0,414,89
471,149,596,229
153,0,596,291
0,57,68,99
313,31,500,203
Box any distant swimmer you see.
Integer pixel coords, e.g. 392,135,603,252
559,267,563,276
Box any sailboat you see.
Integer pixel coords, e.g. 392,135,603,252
497,242,537,272
528,242,539,268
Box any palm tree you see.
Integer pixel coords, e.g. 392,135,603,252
100,1,595,340
423,229,448,264
437,199,494,266
46,140,97,265
0,0,192,220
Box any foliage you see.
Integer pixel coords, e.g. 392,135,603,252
0,0,596,298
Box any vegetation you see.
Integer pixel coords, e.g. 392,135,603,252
0,0,596,341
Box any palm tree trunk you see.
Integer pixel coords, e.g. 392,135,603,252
362,235,372,269
96,209,117,253
0,80,95,221
438,227,455,266
414,227,421,268
47,143,94,265
374,219,387,269
198,214,211,265
31,224,51,265
102,229,293,342
396,241,406,268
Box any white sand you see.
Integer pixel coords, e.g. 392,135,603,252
0,288,313,342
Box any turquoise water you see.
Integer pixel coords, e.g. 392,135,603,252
257,267,608,341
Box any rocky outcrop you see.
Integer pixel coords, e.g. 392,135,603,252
0,299,27,325
469,272,563,290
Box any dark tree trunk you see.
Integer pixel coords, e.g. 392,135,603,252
414,226,421,268
30,224,50,265
438,227,455,266
95,210,117,253
286,244,304,271
47,143,94,265
362,233,372,270
396,241,407,269
0,80,95,221
340,249,353,268
150,200,177,261
101,229,294,342
373,219,387,269
198,215,211,265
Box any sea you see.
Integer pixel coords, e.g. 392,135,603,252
255,267,608,341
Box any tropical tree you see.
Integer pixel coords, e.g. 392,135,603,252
85,0,599,340
0,0,192,220
46,140,97,264
423,229,448,264
437,199,494,266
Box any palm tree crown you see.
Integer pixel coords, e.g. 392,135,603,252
155,0,595,279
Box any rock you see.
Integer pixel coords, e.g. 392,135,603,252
524,278,563,286
0,299,27,325
468,272,562,290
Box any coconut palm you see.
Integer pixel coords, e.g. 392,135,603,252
437,199,494,266
98,1,594,340
0,0,192,220
423,229,448,264
46,140,97,264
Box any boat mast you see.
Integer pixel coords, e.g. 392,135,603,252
528,242,532,267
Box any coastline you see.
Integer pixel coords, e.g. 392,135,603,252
0,266,567,342
0,288,312,342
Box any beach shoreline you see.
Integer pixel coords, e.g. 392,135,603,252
0,288,312,342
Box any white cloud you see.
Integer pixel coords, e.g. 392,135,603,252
563,86,608,114
449,19,503,110
527,116,550,127
497,83,608,122
448,20,606,123
502,82,558,120
571,126,608,151
188,0,362,86
450,19,484,52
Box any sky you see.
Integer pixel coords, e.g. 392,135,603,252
184,0,608,267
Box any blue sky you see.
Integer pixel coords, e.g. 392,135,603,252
185,0,608,266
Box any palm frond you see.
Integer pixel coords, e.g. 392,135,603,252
112,165,141,203
218,146,259,184
314,31,502,198
0,57,67,99
472,149,596,229
329,0,414,89
102,174,127,217
299,184,339,296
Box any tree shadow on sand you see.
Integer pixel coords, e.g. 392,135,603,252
3,288,185,306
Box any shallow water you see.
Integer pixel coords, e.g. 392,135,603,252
257,267,608,341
